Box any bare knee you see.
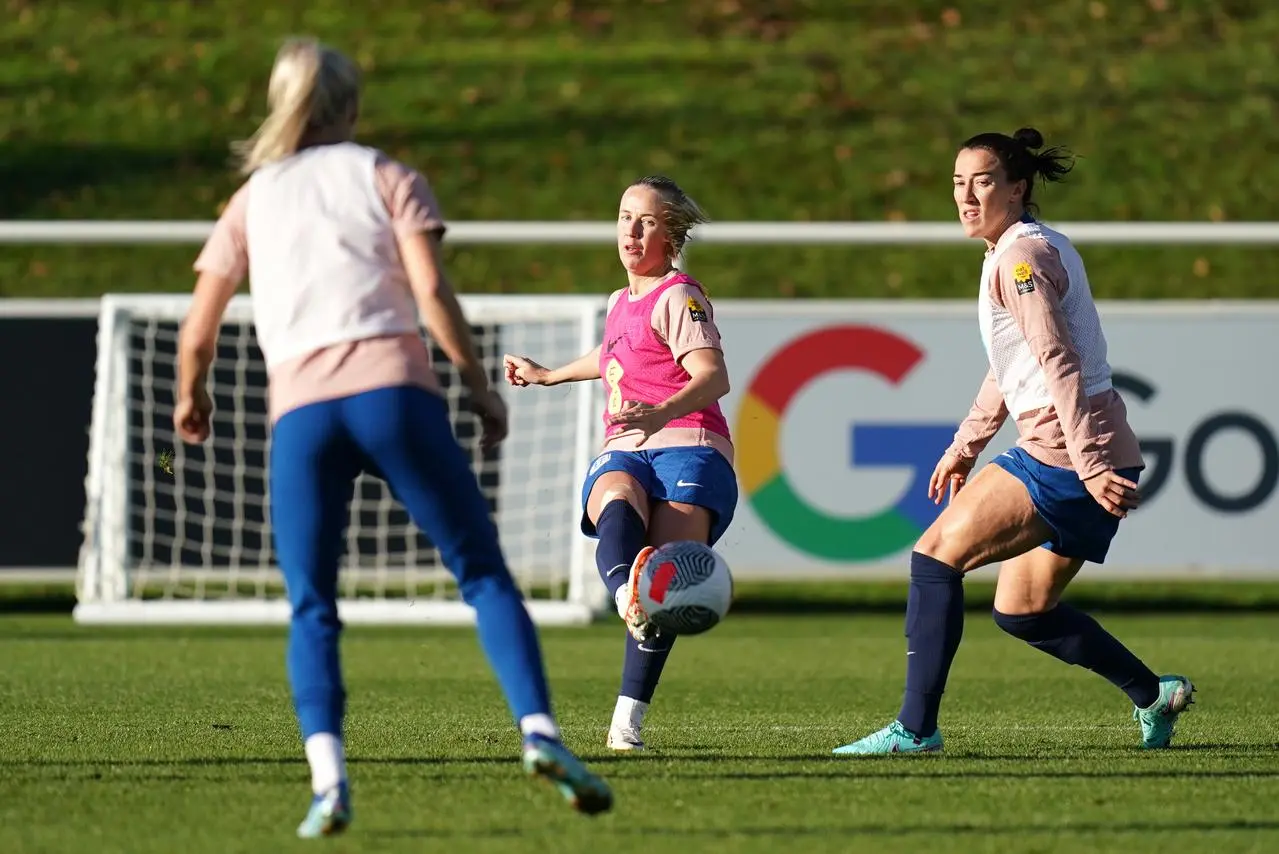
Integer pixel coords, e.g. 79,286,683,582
993,552,1083,616
992,588,1060,616
587,475,649,526
913,506,983,572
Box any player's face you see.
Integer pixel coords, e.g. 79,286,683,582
953,147,1025,243
617,185,673,276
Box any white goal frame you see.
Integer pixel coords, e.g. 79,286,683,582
75,293,611,626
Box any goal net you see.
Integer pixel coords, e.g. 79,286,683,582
76,293,609,626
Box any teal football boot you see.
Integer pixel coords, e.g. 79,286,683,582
296,782,352,839
833,721,943,755
1134,674,1195,748
522,735,613,815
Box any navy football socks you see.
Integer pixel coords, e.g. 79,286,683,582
897,551,966,738
993,604,1161,709
594,500,647,601
620,631,676,703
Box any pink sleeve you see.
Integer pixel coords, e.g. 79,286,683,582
651,283,723,363
996,240,1109,479
374,155,447,237
193,184,250,283
947,369,1008,460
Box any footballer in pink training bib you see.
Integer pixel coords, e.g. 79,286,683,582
502,175,738,753
583,267,738,547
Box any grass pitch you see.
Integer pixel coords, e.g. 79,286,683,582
2,609,1276,853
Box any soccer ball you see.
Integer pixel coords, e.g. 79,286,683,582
634,541,733,635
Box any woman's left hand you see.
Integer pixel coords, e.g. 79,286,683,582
607,400,671,446
1083,469,1141,518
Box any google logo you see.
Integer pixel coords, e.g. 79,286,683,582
734,326,956,561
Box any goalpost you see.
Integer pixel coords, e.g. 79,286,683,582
75,293,610,626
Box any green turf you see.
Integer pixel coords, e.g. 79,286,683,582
3,1,1278,298
8,578,1279,614
2,611,1276,853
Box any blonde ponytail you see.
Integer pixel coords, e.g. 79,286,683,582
232,37,361,175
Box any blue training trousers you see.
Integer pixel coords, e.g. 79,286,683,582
269,384,551,740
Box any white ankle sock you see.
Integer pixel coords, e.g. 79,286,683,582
612,696,649,729
519,713,561,741
303,732,346,794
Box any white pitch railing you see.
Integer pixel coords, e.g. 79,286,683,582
3,221,1279,245
3,218,1276,589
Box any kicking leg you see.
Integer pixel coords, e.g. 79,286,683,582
834,463,1053,756
607,501,711,751
992,549,1194,748
585,472,650,613
270,401,359,837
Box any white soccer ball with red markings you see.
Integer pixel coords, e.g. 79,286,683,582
635,541,734,635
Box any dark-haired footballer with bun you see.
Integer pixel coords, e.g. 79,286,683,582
832,128,1195,757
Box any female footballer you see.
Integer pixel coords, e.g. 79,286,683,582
174,37,611,835
833,127,1194,756
504,175,737,752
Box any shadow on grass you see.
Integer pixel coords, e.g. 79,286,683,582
7,580,1279,618
4,741,1273,773
365,818,1279,840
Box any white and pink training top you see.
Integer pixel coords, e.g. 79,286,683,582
949,219,1143,478
193,141,445,423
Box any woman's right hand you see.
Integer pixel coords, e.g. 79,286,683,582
503,354,551,387
173,385,214,444
928,451,976,504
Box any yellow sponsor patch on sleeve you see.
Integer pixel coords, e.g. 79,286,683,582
1012,261,1035,295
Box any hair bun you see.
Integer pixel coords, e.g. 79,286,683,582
1013,127,1044,150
